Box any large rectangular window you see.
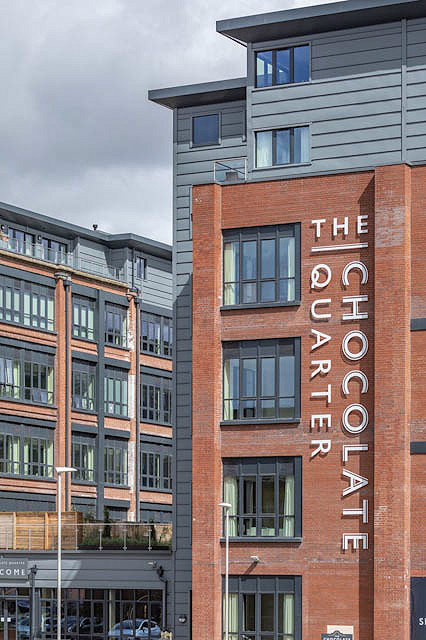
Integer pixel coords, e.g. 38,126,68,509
255,127,309,168
0,433,20,475
105,304,127,348
223,339,300,422
192,114,220,146
0,431,54,478
223,457,301,538
104,367,128,417
0,346,54,405
223,225,299,307
141,446,172,491
0,276,54,331
104,441,128,486
72,296,95,341
141,312,173,357
72,361,96,411
141,373,172,425
224,576,301,640
72,435,95,482
256,44,310,87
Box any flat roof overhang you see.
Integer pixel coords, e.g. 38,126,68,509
216,0,426,44
148,77,246,109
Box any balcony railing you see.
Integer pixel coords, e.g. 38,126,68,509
0,513,172,551
0,237,126,282
213,157,247,184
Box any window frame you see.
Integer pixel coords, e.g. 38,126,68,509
104,440,128,486
0,346,54,406
254,126,310,169
104,367,128,417
72,434,96,483
222,457,302,540
105,303,128,348
0,276,55,332
254,43,311,88
0,428,54,480
141,373,172,426
141,445,173,492
191,113,221,148
141,312,173,358
72,360,96,412
23,435,54,479
222,224,300,309
222,338,301,424
72,296,95,342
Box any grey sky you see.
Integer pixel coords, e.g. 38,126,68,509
0,0,339,244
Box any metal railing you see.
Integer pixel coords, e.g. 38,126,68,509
0,237,126,282
0,522,172,551
213,158,247,184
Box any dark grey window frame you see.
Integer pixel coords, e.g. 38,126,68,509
104,439,128,486
72,434,96,483
104,367,128,417
72,360,96,412
105,303,128,348
141,312,173,358
255,44,311,88
135,256,146,280
222,224,300,308
0,346,54,406
255,127,310,168
0,427,54,480
0,275,55,331
224,575,302,640
141,373,172,426
222,457,302,539
141,444,172,492
222,338,301,424
191,113,221,147
72,296,95,341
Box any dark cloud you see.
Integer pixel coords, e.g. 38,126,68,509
0,0,337,243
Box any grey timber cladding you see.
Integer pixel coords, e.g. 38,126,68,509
173,99,247,636
141,254,173,309
247,18,426,179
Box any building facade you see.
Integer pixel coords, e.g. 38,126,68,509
0,201,174,638
149,0,426,638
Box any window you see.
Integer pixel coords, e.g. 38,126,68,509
255,127,309,168
224,576,301,640
40,238,67,264
141,374,172,425
192,114,220,146
141,312,173,357
0,346,54,405
104,367,128,417
72,361,96,411
141,447,172,491
256,44,310,87
223,339,300,422
72,436,95,482
23,436,54,478
135,256,146,280
104,441,128,485
0,276,54,331
223,457,301,538
105,304,127,348
0,227,69,264
72,296,95,341
223,225,299,306
140,508,172,524
2,227,35,256
0,433,20,474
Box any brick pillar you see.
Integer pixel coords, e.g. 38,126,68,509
374,164,411,639
192,183,223,640
127,291,138,521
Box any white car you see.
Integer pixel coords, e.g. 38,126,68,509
108,619,161,638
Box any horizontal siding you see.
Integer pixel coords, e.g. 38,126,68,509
406,21,426,161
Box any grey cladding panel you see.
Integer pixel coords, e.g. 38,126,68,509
406,22,426,163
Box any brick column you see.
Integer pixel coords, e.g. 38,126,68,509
127,291,138,521
192,183,223,640
374,164,411,639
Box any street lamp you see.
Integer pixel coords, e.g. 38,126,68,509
55,467,76,640
220,502,232,640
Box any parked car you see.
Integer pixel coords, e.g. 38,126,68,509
108,619,161,638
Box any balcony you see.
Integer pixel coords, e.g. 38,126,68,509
0,512,172,552
213,158,247,184
0,237,126,283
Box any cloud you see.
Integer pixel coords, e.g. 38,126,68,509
0,0,340,243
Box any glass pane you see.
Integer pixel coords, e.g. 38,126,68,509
256,50,273,88
261,398,275,418
242,359,256,397
261,594,275,632
279,356,295,398
242,283,257,304
242,400,256,419
262,476,275,514
261,357,275,397
243,594,256,632
278,593,294,636
279,397,295,419
243,477,256,516
193,114,219,146
276,129,290,165
294,45,310,83
256,130,273,168
261,281,275,303
261,239,275,280
279,237,295,279
293,126,309,164
276,48,291,85
224,242,239,305
242,241,257,280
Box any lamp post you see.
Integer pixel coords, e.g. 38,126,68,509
55,467,76,640
220,502,232,640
